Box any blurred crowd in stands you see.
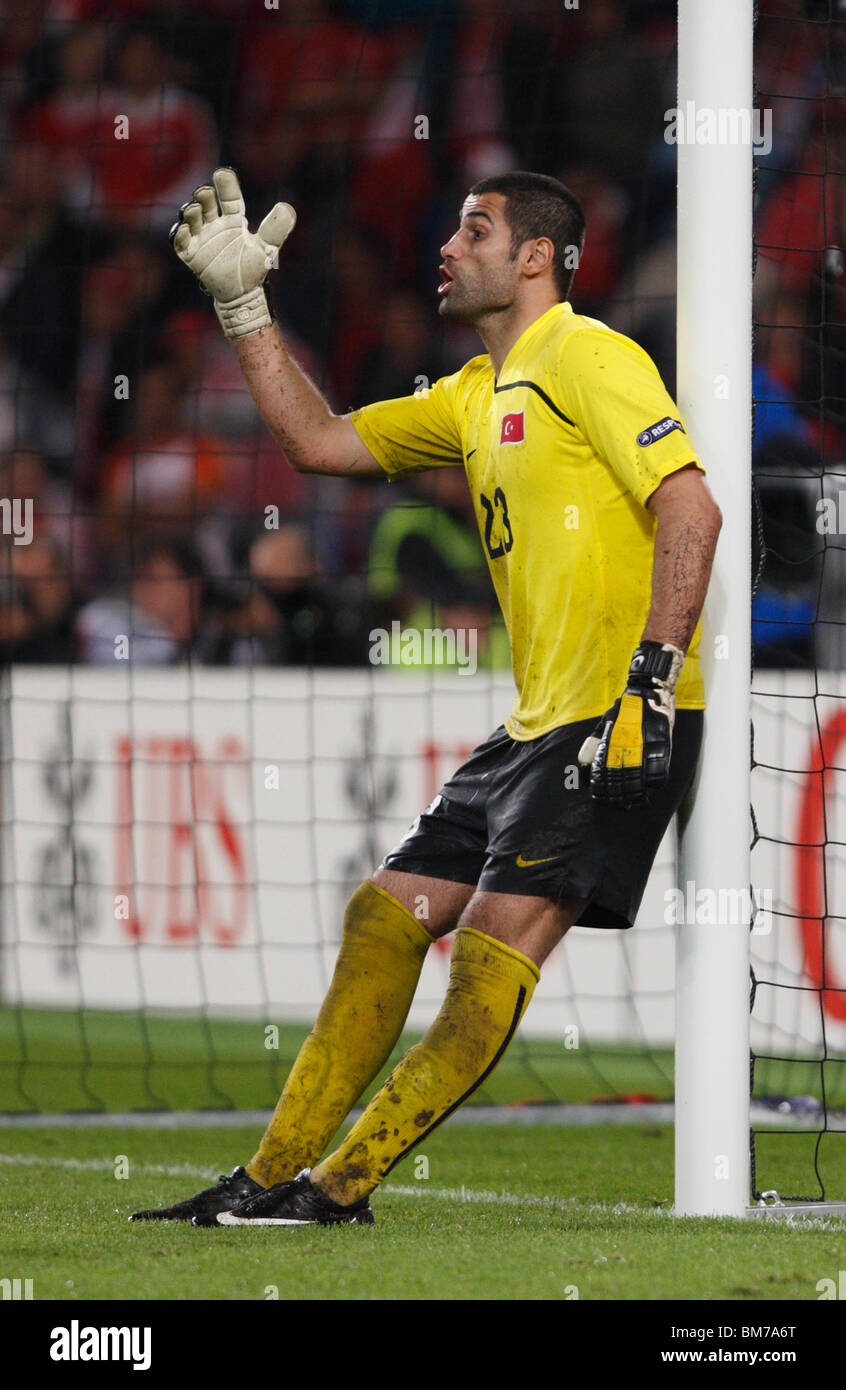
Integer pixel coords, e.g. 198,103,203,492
0,0,843,668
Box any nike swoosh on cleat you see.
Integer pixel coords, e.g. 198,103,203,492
216,1213,312,1226
515,853,560,867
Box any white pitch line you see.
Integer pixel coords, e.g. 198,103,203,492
2,1154,844,1226
0,1152,645,1214
0,1154,212,1180
380,1182,661,1217
0,1104,833,1131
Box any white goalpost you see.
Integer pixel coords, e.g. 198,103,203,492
675,0,753,1217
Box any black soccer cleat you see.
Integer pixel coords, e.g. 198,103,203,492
129,1166,262,1223
196,1168,375,1227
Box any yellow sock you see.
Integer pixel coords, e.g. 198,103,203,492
311,926,539,1205
246,880,431,1187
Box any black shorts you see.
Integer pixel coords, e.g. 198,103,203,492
380,711,704,930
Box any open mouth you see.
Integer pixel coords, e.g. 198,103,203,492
438,265,454,295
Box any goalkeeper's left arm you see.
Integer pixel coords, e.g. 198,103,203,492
579,463,722,806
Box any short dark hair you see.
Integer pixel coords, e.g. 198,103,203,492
467,171,585,300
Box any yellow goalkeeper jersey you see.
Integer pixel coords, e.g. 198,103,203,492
351,301,706,739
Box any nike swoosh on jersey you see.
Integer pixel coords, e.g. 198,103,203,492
515,853,560,867
465,448,477,458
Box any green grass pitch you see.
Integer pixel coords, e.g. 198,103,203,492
1,1122,845,1301
3,1007,843,1114
2,1008,845,1300
0,1006,677,1111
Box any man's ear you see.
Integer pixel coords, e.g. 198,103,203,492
523,237,554,279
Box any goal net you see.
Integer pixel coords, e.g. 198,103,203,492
749,0,846,1205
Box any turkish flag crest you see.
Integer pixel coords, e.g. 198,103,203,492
500,411,525,444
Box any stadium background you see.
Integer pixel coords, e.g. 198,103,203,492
0,0,840,672
0,0,844,1207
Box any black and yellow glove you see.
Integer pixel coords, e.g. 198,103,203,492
578,641,685,806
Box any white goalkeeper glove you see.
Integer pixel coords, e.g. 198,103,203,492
169,167,296,340
577,640,685,806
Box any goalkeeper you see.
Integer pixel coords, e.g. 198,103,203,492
132,167,721,1228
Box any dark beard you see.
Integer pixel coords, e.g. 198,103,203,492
439,290,513,326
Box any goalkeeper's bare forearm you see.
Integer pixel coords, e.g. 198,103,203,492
643,462,722,654
233,324,383,477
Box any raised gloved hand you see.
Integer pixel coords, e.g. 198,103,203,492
578,640,685,806
170,167,296,339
